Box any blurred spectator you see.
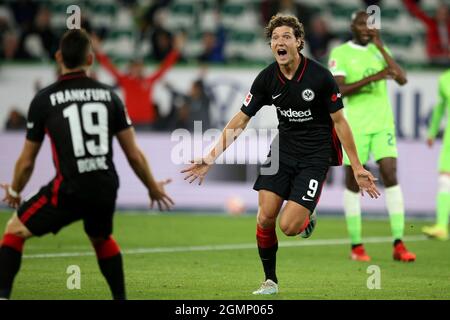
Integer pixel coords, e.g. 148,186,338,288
403,0,450,66
362,0,382,6
118,0,139,8
5,109,26,131
198,29,226,64
9,0,39,32
80,14,94,35
0,6,13,34
152,81,187,131
306,15,336,63
260,0,312,33
142,0,172,29
198,9,226,64
92,33,185,130
0,7,18,60
138,1,174,61
2,31,19,60
150,9,174,61
178,79,212,132
17,6,58,60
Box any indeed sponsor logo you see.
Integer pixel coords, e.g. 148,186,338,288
277,108,313,122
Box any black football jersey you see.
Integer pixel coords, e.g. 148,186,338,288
26,71,132,199
241,55,343,166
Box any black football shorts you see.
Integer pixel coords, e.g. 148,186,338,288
17,179,117,238
254,159,329,212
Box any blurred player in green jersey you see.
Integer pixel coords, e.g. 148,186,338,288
423,69,450,241
328,10,416,261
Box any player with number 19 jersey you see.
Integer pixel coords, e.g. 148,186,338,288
19,71,131,236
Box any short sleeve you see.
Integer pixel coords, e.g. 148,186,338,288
111,92,132,134
26,95,46,142
322,70,344,114
328,48,347,77
240,70,270,117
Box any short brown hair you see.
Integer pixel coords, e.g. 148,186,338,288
265,14,305,52
60,29,91,69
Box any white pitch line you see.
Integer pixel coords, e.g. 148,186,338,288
22,235,428,259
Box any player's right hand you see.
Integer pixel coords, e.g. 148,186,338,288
353,169,381,199
0,183,21,209
426,138,434,148
149,179,175,211
180,158,212,185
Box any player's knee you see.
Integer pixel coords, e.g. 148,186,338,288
379,160,398,187
4,216,32,239
380,171,397,187
280,225,297,237
279,220,301,237
257,209,277,228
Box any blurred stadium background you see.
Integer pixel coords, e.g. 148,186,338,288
1,0,448,216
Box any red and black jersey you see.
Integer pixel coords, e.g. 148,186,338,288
26,71,132,201
241,55,343,166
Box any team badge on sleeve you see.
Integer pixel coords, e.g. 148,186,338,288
243,92,253,106
328,59,336,68
331,92,342,102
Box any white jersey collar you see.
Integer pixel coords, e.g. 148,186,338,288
348,41,369,50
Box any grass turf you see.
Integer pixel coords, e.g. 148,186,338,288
0,210,449,300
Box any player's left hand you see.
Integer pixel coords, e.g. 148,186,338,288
181,158,212,185
149,178,175,211
1,183,21,209
426,138,434,148
353,168,381,199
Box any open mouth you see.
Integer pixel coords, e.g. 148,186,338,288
277,49,287,58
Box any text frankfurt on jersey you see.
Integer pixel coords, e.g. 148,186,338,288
277,107,313,122
49,89,112,106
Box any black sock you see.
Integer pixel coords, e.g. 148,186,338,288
351,243,363,249
0,246,23,299
258,242,278,284
97,253,126,300
393,239,402,246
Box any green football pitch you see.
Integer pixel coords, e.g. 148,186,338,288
1,210,449,300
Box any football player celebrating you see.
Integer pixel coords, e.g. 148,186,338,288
182,14,379,295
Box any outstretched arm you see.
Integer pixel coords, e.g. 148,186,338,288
181,111,251,185
117,127,174,210
146,50,179,83
403,0,433,25
91,35,123,81
1,140,42,208
330,110,380,198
